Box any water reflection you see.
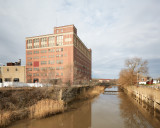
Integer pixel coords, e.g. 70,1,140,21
118,93,153,128
119,92,160,128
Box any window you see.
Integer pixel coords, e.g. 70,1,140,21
48,60,54,64
13,78,19,82
41,67,47,71
15,68,18,71
34,51,39,54
56,60,63,64
27,73,32,76
33,73,39,76
33,38,39,48
56,35,63,46
27,68,32,71
27,62,32,66
61,73,63,76
27,39,32,49
56,54,63,58
27,57,32,60
48,49,54,52
34,68,39,71
5,78,11,82
56,67,63,70
27,51,32,55
41,50,47,53
48,55,54,58
41,61,47,65
33,56,39,59
49,36,55,47
48,67,55,70
41,74,47,76
7,68,9,72
41,37,47,47
41,56,47,59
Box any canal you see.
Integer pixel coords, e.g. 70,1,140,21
9,86,160,128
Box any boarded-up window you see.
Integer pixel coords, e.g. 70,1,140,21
34,61,39,67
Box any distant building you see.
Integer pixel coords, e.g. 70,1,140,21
153,79,160,84
26,25,92,84
0,60,26,83
138,76,153,85
98,79,111,83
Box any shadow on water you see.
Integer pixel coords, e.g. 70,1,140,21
8,86,160,128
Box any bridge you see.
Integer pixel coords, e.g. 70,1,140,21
103,90,122,95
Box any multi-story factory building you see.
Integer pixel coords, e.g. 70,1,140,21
26,25,92,84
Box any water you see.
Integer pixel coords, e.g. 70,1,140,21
9,86,160,128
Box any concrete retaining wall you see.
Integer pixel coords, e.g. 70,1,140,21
124,86,160,112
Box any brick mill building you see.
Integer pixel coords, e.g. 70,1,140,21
26,25,92,84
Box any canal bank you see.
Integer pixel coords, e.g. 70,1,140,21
8,86,160,128
0,85,105,128
122,86,160,112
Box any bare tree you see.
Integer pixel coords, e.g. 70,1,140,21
125,57,148,74
119,57,148,86
40,68,57,85
26,70,32,83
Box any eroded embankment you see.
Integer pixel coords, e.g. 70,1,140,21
122,86,160,112
0,85,105,127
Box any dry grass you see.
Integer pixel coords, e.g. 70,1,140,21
77,86,105,99
0,111,12,127
0,87,62,127
29,99,64,119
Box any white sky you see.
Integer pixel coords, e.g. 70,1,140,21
0,0,160,79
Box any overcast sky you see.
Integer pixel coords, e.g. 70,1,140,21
0,0,160,79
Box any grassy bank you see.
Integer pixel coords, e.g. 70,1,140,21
0,85,105,127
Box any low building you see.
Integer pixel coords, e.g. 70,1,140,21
138,76,153,85
153,79,160,84
0,60,26,83
98,79,111,83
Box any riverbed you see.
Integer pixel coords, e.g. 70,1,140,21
9,86,160,128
